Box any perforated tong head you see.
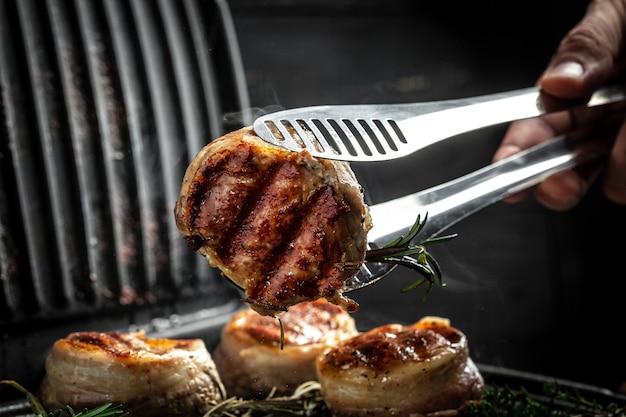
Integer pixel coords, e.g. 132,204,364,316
253,84,626,162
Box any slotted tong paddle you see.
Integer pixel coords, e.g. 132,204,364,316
253,85,626,162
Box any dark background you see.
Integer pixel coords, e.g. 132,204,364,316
1,0,624,404
229,0,626,391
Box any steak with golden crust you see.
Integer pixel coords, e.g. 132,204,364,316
316,316,484,416
38,331,225,417
174,127,371,316
214,299,358,399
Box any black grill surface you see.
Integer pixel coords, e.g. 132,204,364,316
2,0,626,408
0,0,248,399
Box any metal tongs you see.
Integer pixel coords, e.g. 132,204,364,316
252,86,626,290
345,130,615,291
254,85,626,162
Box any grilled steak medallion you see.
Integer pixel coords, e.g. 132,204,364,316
175,127,371,316
38,331,225,417
214,298,358,399
316,316,484,416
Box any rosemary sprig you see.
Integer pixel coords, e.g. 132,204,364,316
4,378,624,417
365,213,457,299
1,380,46,416
278,316,285,350
52,403,128,417
204,381,328,416
463,382,626,417
202,381,626,417
1,380,128,417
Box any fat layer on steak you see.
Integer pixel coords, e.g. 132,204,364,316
316,316,484,416
174,127,371,316
38,331,225,417
213,298,358,399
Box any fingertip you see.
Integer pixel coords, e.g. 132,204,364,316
493,144,522,163
540,61,587,98
551,61,585,78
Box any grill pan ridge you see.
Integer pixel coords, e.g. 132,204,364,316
0,0,249,399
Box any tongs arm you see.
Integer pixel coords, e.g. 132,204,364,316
344,129,614,292
253,84,626,162
368,130,612,245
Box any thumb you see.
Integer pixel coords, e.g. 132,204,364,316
540,0,626,98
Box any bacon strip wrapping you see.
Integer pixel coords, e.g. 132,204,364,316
214,299,358,399
38,331,225,417
175,127,371,316
316,316,484,416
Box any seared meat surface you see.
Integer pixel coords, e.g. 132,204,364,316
175,127,371,316
214,299,358,399
38,331,225,417
316,316,484,416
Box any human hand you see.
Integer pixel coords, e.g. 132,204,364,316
493,0,626,210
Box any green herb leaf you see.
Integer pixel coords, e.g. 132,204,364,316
2,380,127,417
71,403,127,417
365,213,456,299
204,381,328,416
463,382,626,417
5,378,624,417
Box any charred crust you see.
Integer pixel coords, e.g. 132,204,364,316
186,235,204,251
319,325,460,371
175,128,368,316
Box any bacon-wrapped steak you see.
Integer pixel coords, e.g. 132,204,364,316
214,298,358,399
174,127,371,316
316,316,484,416
38,331,225,417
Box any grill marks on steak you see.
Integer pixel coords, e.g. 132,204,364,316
254,186,352,310
175,127,370,316
187,141,262,242
188,147,349,301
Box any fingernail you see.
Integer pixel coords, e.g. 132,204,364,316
550,61,584,78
